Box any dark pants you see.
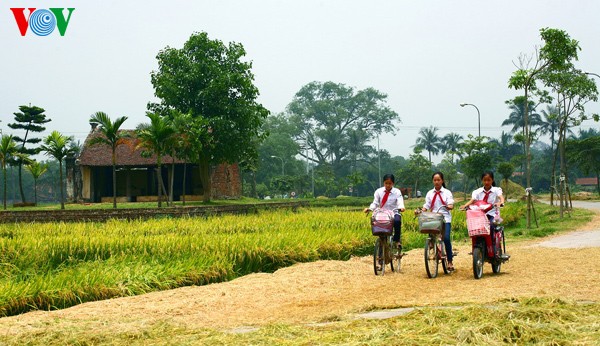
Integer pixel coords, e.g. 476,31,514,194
392,214,402,243
443,222,453,262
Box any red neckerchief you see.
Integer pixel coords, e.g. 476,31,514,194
381,189,391,207
430,189,446,211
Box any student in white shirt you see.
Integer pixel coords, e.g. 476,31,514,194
421,171,455,271
460,171,505,232
364,174,406,249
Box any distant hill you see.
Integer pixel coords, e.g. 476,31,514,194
500,179,525,199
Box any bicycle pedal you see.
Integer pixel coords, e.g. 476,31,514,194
453,252,458,256
467,252,473,255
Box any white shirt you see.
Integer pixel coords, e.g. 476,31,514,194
369,187,405,215
471,186,503,216
423,187,454,222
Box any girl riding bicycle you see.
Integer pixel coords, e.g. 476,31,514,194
364,174,405,250
421,171,455,271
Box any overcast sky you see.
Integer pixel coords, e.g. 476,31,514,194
1,0,599,161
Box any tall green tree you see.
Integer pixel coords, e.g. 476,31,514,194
88,112,129,209
508,27,581,227
0,135,19,210
40,131,72,210
136,112,176,208
287,81,399,176
415,126,442,164
150,32,269,202
8,105,51,203
25,161,48,205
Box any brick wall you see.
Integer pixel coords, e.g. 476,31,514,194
211,163,242,199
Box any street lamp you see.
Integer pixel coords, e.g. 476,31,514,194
584,71,600,79
460,103,481,138
270,155,285,175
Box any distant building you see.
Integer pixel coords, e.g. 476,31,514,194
68,126,241,203
575,177,598,186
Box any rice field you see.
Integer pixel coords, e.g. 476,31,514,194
0,201,583,318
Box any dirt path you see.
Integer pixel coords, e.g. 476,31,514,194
2,214,600,337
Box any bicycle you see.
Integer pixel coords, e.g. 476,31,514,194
370,208,403,275
416,206,450,278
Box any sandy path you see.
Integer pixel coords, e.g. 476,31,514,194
1,213,600,337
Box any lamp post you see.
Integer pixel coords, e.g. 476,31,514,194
270,155,285,175
584,71,600,79
460,103,481,137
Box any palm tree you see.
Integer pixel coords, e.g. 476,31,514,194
415,126,442,164
88,112,129,209
25,161,48,205
170,111,205,205
503,97,542,135
0,135,19,210
538,106,560,152
441,132,463,162
136,112,176,208
41,131,72,210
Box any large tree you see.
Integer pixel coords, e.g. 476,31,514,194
150,32,269,202
40,131,72,210
508,27,582,227
8,105,51,203
88,112,129,209
286,81,399,176
567,136,600,196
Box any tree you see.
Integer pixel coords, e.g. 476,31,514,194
25,161,48,205
541,69,598,217
458,135,494,189
88,112,129,209
287,81,399,175
567,136,600,196
497,162,515,199
508,27,581,227
538,106,560,151
40,131,72,210
150,31,269,202
503,97,542,135
169,111,207,205
414,126,442,164
441,132,463,162
8,105,51,203
0,135,19,210
136,112,176,208
399,148,431,197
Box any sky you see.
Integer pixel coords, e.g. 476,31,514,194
1,0,600,162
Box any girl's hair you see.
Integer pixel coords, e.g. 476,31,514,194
481,171,496,187
432,171,446,188
382,174,395,183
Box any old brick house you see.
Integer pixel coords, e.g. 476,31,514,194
69,127,241,203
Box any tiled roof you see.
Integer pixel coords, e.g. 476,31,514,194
78,129,185,167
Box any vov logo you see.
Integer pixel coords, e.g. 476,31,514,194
11,8,75,36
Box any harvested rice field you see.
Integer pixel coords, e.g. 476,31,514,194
1,215,600,344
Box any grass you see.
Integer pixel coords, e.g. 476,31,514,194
2,298,598,345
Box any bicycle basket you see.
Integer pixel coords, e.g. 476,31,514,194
466,209,490,236
371,209,394,236
418,212,444,233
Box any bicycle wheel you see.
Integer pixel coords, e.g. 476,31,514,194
390,236,401,273
373,237,385,276
440,238,449,274
472,246,484,279
424,236,438,278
